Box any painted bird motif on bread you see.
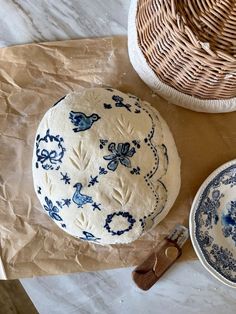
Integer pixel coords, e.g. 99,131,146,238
69,111,100,132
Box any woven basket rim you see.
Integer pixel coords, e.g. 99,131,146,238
137,0,236,66
128,0,236,112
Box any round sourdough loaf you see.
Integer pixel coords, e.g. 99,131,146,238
32,88,181,244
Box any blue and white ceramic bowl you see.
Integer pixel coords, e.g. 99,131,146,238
190,160,236,288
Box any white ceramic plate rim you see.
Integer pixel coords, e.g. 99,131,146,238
190,159,236,288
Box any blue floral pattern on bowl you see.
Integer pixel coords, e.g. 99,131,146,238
192,162,236,287
222,200,236,244
103,142,136,171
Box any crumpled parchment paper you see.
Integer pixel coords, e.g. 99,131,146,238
2,36,235,279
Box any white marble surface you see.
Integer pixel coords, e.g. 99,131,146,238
21,262,236,314
0,0,235,313
0,0,129,47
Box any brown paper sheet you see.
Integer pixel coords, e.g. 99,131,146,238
1,36,235,279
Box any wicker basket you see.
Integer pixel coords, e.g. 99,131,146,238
128,0,236,112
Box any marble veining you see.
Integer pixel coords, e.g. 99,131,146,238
21,262,236,314
0,0,129,47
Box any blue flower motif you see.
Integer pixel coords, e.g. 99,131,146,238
210,244,236,273
62,198,71,207
222,200,236,245
43,197,62,221
132,140,141,149
112,95,122,102
200,189,223,228
198,230,214,247
112,95,131,112
92,202,102,211
99,166,108,175
222,175,236,187
56,198,72,208
130,166,140,175
99,139,108,149
104,103,112,109
88,175,99,187
60,172,71,184
103,142,136,171
35,129,65,170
